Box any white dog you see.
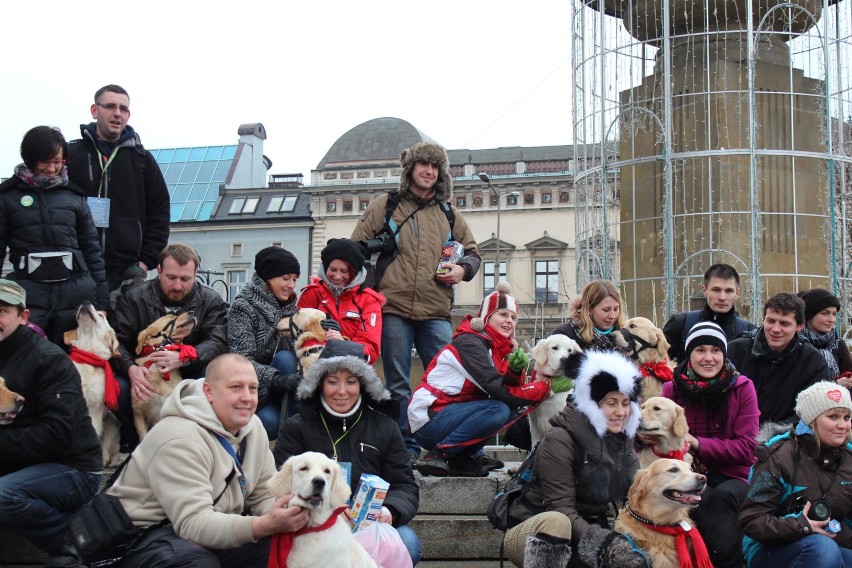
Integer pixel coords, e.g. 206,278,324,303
268,452,377,568
529,335,583,447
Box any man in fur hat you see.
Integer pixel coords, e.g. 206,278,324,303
351,142,480,461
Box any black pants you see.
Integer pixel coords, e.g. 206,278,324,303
690,478,748,568
122,525,271,568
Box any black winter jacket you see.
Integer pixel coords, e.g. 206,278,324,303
113,278,229,376
273,396,419,527
663,305,756,363
0,174,108,341
0,326,102,476
728,329,830,423
67,124,170,272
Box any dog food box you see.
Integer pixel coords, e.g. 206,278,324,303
350,473,389,532
436,241,464,275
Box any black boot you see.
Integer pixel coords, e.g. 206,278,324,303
44,542,81,568
524,533,572,568
447,453,489,477
415,449,450,476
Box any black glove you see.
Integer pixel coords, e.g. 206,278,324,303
269,372,302,393
577,525,648,568
320,319,341,334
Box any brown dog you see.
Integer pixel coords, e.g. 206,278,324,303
0,376,24,425
615,317,676,401
290,308,328,373
615,459,708,568
133,312,197,440
636,397,693,469
64,302,121,465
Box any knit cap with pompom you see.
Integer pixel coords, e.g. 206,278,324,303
470,282,518,332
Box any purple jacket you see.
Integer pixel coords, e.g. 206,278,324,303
662,374,759,482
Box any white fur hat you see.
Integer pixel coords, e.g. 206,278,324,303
795,381,852,426
470,282,518,332
572,350,642,437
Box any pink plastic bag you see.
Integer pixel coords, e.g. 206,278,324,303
353,522,413,568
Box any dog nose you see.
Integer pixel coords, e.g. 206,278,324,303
312,477,326,489
15,395,24,405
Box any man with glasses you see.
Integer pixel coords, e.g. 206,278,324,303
67,84,170,309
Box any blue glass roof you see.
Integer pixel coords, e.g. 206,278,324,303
150,145,238,222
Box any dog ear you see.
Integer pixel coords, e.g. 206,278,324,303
109,332,121,358
268,460,293,498
329,461,352,508
63,329,77,345
531,340,548,366
653,327,670,360
672,405,689,439
135,330,150,355
629,466,649,502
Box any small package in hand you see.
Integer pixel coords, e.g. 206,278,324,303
436,241,464,275
350,473,390,532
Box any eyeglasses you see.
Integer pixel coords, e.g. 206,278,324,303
40,159,66,168
96,102,130,114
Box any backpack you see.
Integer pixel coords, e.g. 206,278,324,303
486,443,539,532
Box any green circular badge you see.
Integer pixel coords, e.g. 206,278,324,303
21,196,33,207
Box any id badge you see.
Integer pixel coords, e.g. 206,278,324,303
86,197,111,228
338,461,352,488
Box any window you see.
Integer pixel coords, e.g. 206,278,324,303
231,243,243,257
559,191,570,203
455,196,466,208
343,200,353,212
229,198,245,214
267,196,283,212
535,260,559,303
483,261,507,294
524,192,535,205
228,270,246,300
360,199,369,211
473,195,483,207
507,194,518,206
587,257,603,282
271,241,283,248
243,197,259,213
542,192,552,204
327,200,337,213
229,197,259,214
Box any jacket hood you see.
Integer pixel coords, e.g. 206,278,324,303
81,123,140,152
161,378,256,440
297,353,390,405
399,142,452,201
752,327,803,360
571,350,642,437
313,265,367,296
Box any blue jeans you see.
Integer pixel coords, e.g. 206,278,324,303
413,399,511,457
396,524,421,565
750,534,852,567
256,349,298,439
0,463,100,554
381,314,452,454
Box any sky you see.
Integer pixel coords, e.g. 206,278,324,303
0,0,574,179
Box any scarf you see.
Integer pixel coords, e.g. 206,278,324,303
673,360,738,398
138,344,198,381
801,326,841,377
651,440,690,461
626,506,712,568
69,346,120,411
483,324,515,375
641,361,674,382
267,506,348,568
14,163,68,189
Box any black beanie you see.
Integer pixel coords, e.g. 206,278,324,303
684,321,727,361
797,288,841,322
321,239,365,272
255,246,300,281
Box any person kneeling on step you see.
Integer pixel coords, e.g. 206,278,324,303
408,283,552,477
504,351,649,568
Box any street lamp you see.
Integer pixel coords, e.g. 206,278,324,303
478,172,502,287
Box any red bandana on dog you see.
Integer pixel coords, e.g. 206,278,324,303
640,361,674,382
267,506,348,568
651,440,690,461
138,344,197,381
627,506,712,568
69,347,120,411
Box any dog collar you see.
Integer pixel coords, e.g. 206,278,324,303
626,504,658,527
640,361,674,382
650,441,690,461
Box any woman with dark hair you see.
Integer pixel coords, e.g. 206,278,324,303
797,288,852,385
0,126,108,345
653,321,759,567
297,238,384,363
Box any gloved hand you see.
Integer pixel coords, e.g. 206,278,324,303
269,372,302,393
122,263,148,280
320,319,342,333
577,525,648,568
550,374,573,393
508,348,531,374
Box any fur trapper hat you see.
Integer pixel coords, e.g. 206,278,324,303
297,339,390,403
471,282,518,332
795,381,852,426
797,288,841,323
572,350,642,437
399,142,453,200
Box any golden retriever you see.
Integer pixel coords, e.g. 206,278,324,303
615,317,676,401
132,312,197,440
268,452,377,568
0,376,24,425
290,308,328,373
529,335,583,446
636,397,693,469
64,302,121,464
615,458,708,568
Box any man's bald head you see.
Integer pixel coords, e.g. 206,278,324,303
205,353,255,385
203,353,259,435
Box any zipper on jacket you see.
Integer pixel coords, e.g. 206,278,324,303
360,442,379,453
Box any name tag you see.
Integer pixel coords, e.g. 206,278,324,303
87,197,111,228
345,311,360,319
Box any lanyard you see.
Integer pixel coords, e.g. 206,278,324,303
96,147,121,198
214,433,247,497
320,409,363,461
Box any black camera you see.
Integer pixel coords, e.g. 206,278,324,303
809,499,831,522
359,232,395,256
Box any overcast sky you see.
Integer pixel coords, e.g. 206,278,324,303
1,0,574,179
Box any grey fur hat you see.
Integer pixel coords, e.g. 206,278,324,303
297,339,391,403
399,142,453,200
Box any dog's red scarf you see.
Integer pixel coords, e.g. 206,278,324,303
267,506,349,568
69,347,120,411
138,344,197,381
651,440,690,461
640,361,674,382
627,507,712,568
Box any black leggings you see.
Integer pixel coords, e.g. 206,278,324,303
689,478,749,568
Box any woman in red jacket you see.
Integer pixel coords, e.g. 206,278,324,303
297,239,384,363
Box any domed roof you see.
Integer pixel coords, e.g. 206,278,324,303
316,117,440,169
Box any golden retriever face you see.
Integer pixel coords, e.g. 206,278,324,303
626,458,707,526
136,312,197,354
639,397,689,440
616,317,671,364
531,335,583,377
269,452,351,521
64,302,120,359
291,308,327,343
0,376,24,425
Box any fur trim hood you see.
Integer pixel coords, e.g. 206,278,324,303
297,353,390,405
572,350,642,437
399,142,452,201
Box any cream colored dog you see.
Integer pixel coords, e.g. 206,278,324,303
290,308,328,373
0,376,24,425
133,312,197,440
615,317,676,401
635,396,693,469
615,458,708,568
529,335,583,446
268,452,377,568
64,302,121,465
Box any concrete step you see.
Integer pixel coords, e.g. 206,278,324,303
410,514,505,560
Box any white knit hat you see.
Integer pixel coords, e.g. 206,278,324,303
470,282,518,332
795,381,852,426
